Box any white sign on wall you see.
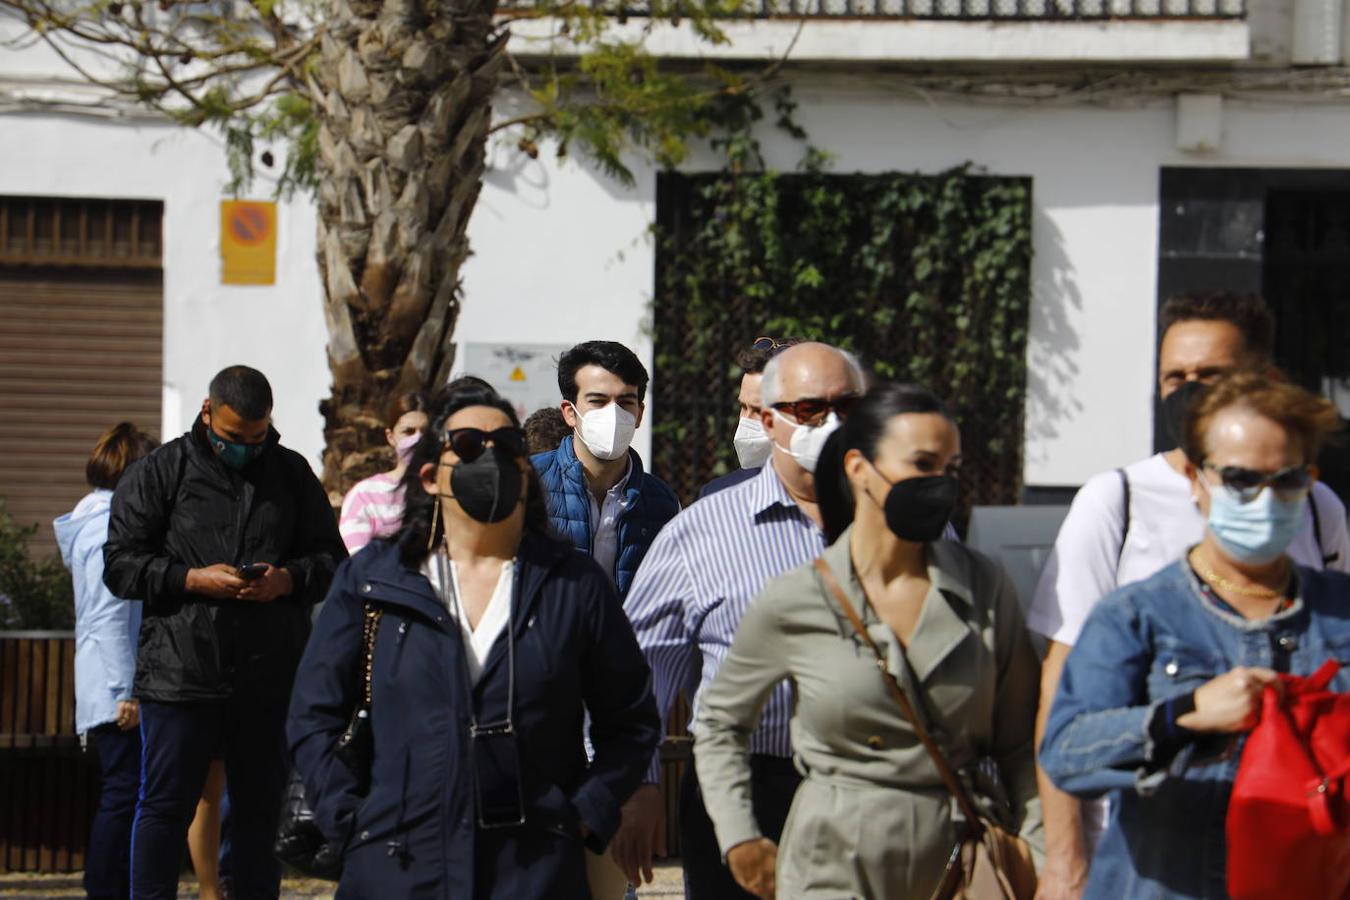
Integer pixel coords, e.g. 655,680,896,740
458,342,571,422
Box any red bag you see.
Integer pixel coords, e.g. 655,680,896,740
1227,660,1350,900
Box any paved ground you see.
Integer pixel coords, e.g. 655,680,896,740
0,864,685,898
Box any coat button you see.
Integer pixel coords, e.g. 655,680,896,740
360,830,369,840
1278,636,1298,652
362,584,372,593
1164,661,1180,677
866,735,884,750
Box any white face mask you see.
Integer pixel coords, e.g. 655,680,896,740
574,403,637,461
733,416,772,469
772,410,841,475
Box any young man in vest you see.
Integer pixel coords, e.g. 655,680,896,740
531,341,680,602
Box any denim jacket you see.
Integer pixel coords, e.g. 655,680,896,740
1040,558,1350,900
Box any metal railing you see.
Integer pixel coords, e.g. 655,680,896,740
502,0,1244,19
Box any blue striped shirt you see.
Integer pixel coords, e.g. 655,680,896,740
625,463,826,781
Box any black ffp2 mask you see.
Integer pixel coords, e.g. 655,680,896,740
450,447,523,524
875,473,959,543
1162,380,1209,449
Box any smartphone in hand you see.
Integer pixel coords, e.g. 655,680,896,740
237,563,269,581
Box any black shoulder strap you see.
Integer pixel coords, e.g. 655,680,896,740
1115,468,1131,577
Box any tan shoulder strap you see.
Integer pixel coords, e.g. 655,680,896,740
813,556,984,830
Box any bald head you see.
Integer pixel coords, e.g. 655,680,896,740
760,342,866,408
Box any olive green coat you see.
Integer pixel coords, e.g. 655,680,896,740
693,528,1044,899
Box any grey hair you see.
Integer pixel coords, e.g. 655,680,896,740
760,344,867,408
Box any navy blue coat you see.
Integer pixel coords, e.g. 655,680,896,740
286,534,660,899
530,438,680,600
697,466,760,500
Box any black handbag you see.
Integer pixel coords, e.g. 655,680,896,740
275,604,383,880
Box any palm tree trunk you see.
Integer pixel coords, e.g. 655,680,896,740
310,0,506,501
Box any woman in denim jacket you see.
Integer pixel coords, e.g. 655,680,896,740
1041,371,1350,899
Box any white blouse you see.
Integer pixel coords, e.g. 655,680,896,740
422,555,514,685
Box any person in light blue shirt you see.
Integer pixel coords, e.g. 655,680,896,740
54,421,158,900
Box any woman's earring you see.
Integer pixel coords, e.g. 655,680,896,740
426,497,441,552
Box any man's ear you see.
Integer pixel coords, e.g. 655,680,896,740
561,401,578,430
633,402,646,430
761,407,778,439
199,398,211,425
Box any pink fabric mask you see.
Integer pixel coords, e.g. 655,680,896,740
395,433,421,466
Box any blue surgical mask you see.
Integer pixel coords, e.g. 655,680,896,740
1206,482,1307,565
208,426,267,470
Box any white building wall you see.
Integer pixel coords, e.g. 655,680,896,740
461,82,1350,487
0,115,330,467
6,74,1350,484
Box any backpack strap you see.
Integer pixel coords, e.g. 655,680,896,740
1309,490,1338,567
1115,468,1131,579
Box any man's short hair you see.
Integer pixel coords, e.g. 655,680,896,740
1159,292,1276,362
209,365,273,420
760,344,867,407
523,406,573,455
735,337,806,376
557,341,649,403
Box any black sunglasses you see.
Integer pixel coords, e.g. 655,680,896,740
771,394,859,427
751,336,803,355
1202,462,1312,503
442,427,527,462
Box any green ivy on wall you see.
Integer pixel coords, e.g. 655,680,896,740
651,146,1034,522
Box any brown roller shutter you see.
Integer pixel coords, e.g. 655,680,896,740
0,197,163,560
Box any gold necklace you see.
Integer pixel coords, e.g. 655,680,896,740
1188,548,1290,600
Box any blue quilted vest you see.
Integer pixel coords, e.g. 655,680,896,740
531,437,680,600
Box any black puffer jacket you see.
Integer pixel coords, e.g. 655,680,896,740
104,421,347,703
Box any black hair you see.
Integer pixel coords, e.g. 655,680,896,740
816,383,953,544
1159,292,1276,362
396,380,551,566
557,341,649,404
208,365,273,421
735,337,806,376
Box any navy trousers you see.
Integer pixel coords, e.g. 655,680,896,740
679,754,802,900
86,723,142,900
131,695,289,900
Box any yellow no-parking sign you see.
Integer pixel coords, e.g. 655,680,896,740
220,200,277,285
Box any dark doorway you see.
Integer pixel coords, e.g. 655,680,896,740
1157,169,1350,499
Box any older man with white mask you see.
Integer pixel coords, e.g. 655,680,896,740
611,342,867,899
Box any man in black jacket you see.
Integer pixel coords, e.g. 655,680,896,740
104,365,345,900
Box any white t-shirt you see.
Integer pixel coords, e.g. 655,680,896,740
1027,452,1350,647
1027,452,1350,847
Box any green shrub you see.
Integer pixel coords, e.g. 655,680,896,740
0,500,75,631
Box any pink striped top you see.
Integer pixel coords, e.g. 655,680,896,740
339,472,407,553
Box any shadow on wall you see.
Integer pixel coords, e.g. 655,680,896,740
1023,206,1083,465
480,138,556,213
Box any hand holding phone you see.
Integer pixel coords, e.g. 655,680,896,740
237,563,269,581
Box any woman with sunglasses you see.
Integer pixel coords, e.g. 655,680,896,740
1041,371,1350,899
287,380,660,898
693,383,1043,899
